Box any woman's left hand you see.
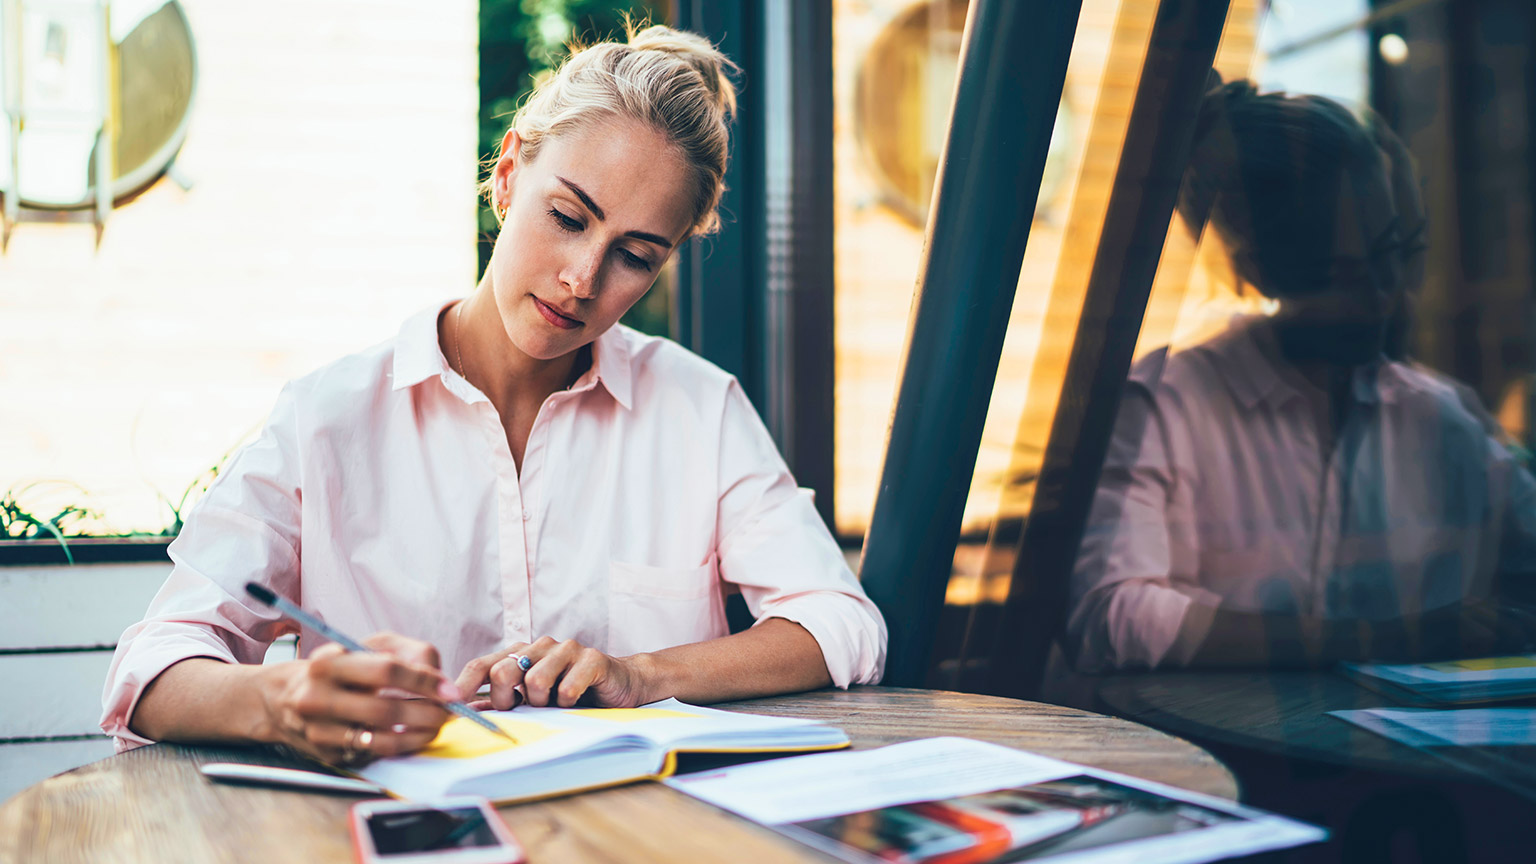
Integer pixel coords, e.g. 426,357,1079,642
453,636,653,710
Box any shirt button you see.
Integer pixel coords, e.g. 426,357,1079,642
510,618,526,630
522,509,532,521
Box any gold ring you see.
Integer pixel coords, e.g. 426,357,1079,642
341,725,361,764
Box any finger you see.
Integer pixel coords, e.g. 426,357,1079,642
455,643,529,700
306,642,349,680
555,648,607,708
323,652,452,701
364,631,443,671
522,640,582,708
488,656,529,711
310,642,348,662
299,719,362,765
467,699,495,712
301,722,436,767
367,726,446,758
296,689,450,732
453,654,497,703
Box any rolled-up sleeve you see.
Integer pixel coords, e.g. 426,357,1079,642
100,384,305,750
714,382,887,687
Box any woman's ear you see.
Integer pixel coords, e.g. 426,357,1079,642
493,129,524,212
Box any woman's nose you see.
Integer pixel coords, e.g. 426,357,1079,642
562,251,602,299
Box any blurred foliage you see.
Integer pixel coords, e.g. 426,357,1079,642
0,434,242,555
479,0,672,337
0,482,101,562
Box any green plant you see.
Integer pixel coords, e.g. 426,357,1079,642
0,481,103,564
1,439,241,563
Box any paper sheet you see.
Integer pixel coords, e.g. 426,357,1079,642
668,737,1069,825
1331,708,1536,747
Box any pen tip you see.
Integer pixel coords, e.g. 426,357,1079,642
244,582,278,606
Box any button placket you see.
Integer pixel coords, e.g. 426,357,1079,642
475,401,533,648
521,390,573,566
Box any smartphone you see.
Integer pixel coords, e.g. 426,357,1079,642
351,797,525,864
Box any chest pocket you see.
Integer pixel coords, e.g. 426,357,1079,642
607,557,728,656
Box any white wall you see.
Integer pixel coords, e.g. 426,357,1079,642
0,561,300,804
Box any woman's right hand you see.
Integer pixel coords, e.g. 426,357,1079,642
255,632,457,765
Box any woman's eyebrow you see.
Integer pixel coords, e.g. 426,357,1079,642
558,176,606,219
557,176,674,249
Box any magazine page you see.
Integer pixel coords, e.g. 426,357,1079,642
666,738,1325,864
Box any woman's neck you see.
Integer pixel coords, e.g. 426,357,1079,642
451,283,587,412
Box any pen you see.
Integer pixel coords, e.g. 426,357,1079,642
243,582,515,742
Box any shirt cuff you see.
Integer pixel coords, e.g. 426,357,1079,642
101,629,239,750
754,592,887,688
1164,597,1219,667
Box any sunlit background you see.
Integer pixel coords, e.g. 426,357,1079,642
0,0,1478,559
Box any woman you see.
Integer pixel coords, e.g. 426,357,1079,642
1065,81,1536,673
102,24,886,764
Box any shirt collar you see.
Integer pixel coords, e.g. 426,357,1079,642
593,324,635,409
1210,317,1289,409
391,300,456,392
1211,316,1395,409
390,301,635,410
565,324,634,410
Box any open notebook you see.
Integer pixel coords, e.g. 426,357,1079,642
354,698,849,803
1341,654,1536,705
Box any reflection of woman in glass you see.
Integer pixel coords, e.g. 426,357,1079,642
1068,80,1536,672
102,24,886,766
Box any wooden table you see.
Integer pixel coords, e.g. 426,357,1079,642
0,686,1236,864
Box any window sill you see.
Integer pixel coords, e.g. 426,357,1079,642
0,537,173,566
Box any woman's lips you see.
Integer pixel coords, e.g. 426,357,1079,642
533,295,582,330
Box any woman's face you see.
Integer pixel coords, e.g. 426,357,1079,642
486,117,695,361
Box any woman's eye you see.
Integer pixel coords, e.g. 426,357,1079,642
619,249,654,272
548,207,582,232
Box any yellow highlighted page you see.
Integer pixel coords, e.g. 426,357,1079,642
1424,656,1536,673
418,716,561,760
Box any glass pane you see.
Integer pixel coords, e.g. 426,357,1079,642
832,0,1260,540
1050,4,1536,853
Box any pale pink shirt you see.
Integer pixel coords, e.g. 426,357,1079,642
1066,317,1536,672
102,303,886,749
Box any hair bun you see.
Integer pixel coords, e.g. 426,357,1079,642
1192,77,1258,146
627,23,739,120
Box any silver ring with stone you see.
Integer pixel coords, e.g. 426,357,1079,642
512,654,533,672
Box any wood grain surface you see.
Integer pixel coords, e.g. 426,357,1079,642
0,686,1236,864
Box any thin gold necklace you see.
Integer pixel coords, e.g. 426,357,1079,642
453,300,470,383
456,298,582,392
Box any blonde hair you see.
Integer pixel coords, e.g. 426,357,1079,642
482,22,739,237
